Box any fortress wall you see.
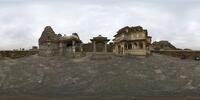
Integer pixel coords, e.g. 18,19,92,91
152,50,200,59
0,51,39,59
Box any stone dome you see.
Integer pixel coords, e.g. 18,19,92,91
62,34,79,40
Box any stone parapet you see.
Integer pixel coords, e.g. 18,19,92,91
0,51,38,59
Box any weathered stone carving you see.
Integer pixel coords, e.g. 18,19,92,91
39,25,152,57
113,26,152,56
90,35,110,53
38,26,82,57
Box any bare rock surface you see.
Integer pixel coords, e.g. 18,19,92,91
0,53,199,97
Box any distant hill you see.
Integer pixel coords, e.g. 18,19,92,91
152,40,177,50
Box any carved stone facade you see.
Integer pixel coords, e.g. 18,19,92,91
39,25,152,57
113,26,152,56
90,35,110,53
39,26,82,56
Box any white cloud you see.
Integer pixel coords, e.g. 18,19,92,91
0,0,200,50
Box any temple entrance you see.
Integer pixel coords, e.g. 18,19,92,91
90,35,110,53
96,42,104,52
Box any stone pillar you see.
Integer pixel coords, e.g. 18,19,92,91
72,41,75,53
104,42,107,53
143,41,146,49
59,42,63,55
132,42,135,49
137,42,139,49
93,41,96,52
122,42,125,55
80,44,83,52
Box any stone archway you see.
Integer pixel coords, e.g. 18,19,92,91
96,42,105,52
90,35,110,53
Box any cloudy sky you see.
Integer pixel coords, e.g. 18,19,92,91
0,0,200,50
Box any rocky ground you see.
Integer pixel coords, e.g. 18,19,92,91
0,53,199,99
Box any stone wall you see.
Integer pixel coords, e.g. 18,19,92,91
82,43,113,52
152,50,200,59
83,43,93,52
0,51,39,59
39,42,59,56
125,49,148,56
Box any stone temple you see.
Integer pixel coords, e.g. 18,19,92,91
39,26,152,57
39,26,82,57
113,26,152,56
90,35,110,52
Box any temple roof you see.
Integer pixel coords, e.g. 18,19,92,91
39,26,58,44
114,26,144,37
59,33,82,43
90,35,110,42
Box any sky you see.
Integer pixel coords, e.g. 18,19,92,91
0,0,200,50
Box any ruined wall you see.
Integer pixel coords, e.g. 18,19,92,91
125,49,148,56
0,51,38,59
83,43,93,52
39,42,59,56
152,50,200,59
